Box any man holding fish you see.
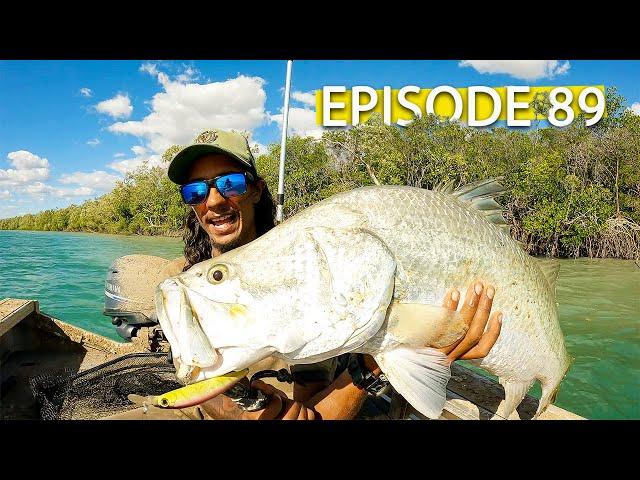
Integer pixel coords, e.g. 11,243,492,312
159,129,503,420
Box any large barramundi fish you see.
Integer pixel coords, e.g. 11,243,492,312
155,180,571,419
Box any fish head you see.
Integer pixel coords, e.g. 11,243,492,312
155,225,397,385
154,235,330,383
155,258,279,383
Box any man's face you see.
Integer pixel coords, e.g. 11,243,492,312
187,154,263,255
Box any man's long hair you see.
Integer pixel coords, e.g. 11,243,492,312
182,179,276,271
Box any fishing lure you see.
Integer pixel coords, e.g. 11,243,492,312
128,369,250,409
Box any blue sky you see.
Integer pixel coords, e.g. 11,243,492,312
1,60,639,218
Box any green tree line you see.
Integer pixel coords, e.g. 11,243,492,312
0,166,187,236
2,88,639,258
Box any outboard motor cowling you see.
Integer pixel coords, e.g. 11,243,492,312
104,255,174,341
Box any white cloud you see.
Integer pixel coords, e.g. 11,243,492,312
24,182,93,198
24,182,55,195
107,144,163,175
59,170,121,192
141,62,201,84
0,168,50,186
630,103,640,115
7,150,49,169
99,65,271,178
0,151,120,210
0,204,19,220
459,60,571,81
95,93,133,119
87,138,100,146
114,152,126,158
80,87,93,98
0,151,50,187
108,159,142,175
108,155,163,175
251,141,270,156
271,107,323,139
108,65,268,159
292,91,316,107
176,65,200,83
68,187,94,196
131,145,147,156
140,62,171,88
554,62,571,76
140,63,159,76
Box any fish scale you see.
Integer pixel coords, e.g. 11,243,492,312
156,181,571,419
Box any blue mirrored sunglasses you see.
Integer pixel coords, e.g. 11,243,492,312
179,172,255,205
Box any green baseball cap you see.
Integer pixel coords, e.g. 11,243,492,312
168,129,257,184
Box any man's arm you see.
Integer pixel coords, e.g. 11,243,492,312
299,364,376,420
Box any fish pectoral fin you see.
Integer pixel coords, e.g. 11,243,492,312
386,303,468,348
374,346,450,419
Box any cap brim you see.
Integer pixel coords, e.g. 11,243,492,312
168,144,254,184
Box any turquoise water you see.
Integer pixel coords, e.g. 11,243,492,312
551,258,639,419
0,230,638,418
460,258,640,420
0,230,182,341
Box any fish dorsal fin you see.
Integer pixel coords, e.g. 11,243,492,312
444,178,510,234
534,256,560,293
433,180,456,195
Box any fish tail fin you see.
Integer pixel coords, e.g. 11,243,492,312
374,346,450,419
535,383,559,419
535,358,570,418
533,256,561,294
496,378,534,420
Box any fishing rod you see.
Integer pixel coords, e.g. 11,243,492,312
276,60,293,224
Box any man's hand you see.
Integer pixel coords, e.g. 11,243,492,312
199,380,316,420
240,380,316,420
438,281,502,363
363,280,503,370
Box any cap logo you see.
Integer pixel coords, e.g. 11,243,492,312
195,130,218,144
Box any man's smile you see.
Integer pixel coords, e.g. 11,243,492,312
206,211,239,235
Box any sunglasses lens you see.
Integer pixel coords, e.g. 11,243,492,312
215,173,247,198
180,181,209,205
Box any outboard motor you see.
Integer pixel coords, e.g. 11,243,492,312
103,255,174,341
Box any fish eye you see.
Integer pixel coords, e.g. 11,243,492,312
207,264,228,284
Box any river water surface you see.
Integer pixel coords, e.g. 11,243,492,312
0,230,638,419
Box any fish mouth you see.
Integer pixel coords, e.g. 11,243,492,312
155,278,222,384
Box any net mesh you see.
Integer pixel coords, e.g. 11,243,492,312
27,351,392,420
29,352,181,420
